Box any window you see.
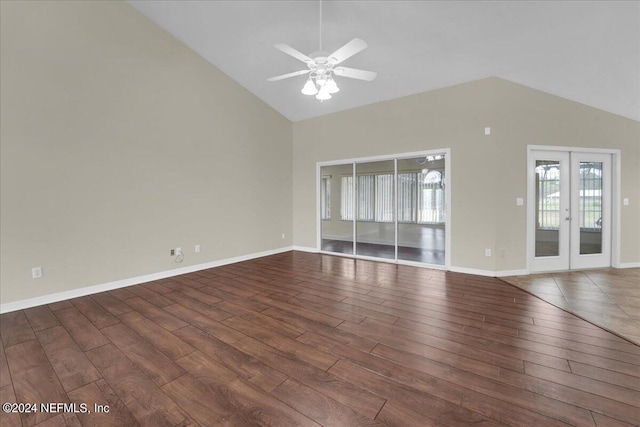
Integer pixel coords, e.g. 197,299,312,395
357,175,375,221
398,171,444,224
579,162,602,230
536,162,560,229
341,174,392,222
536,161,603,231
398,173,417,222
321,176,331,220
341,176,354,220
375,174,394,222
420,170,445,223
341,170,444,224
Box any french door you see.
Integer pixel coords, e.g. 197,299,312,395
529,150,611,272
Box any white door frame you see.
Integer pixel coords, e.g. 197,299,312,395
527,145,621,273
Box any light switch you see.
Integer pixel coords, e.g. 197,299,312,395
516,197,524,206
623,198,630,206
484,127,491,135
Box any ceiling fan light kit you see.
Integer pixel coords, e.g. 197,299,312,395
301,78,318,96
267,0,376,101
302,62,341,100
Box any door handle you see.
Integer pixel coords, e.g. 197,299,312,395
565,216,571,221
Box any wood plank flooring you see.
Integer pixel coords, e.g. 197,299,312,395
1,251,639,426
502,269,640,345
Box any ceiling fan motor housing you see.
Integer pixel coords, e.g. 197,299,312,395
308,57,335,82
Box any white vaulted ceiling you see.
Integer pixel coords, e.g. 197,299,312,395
128,1,640,122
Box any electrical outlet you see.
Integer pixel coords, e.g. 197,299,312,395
484,127,491,135
281,233,285,239
32,266,43,279
170,249,175,256
485,249,492,257
175,247,182,254
195,244,201,253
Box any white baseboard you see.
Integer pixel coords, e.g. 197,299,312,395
4,244,633,314
618,262,640,268
449,266,529,277
496,269,529,277
396,259,447,270
449,266,497,277
0,246,294,314
292,245,318,253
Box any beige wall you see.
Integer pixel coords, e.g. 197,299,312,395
493,79,640,269
294,78,500,270
292,78,640,271
0,1,293,305
2,2,637,307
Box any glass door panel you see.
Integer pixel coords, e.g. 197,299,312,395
530,151,570,272
530,150,611,272
397,155,445,264
355,160,395,259
578,161,603,255
570,153,611,269
535,160,561,257
321,164,354,255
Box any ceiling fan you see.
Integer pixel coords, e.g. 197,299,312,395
267,0,377,101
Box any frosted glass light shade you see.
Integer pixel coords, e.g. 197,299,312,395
316,86,331,100
301,78,318,95
326,77,339,94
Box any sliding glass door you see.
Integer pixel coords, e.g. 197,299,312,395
319,151,449,267
397,156,446,264
355,160,395,260
320,163,353,254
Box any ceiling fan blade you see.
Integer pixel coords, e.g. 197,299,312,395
333,67,377,81
267,70,310,82
274,44,314,64
328,38,367,65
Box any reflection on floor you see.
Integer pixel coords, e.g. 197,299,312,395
502,268,640,345
321,240,445,265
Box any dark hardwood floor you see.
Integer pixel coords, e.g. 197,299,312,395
502,269,640,345
1,251,638,426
